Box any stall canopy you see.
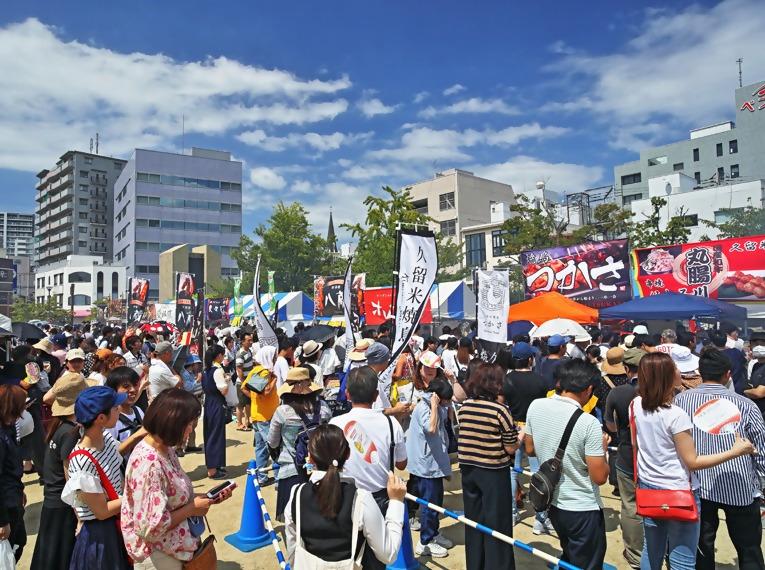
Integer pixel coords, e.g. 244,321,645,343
227,292,314,322
599,292,747,321
508,292,599,325
430,281,476,321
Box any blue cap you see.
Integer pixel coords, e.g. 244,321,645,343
185,354,202,366
512,342,534,360
75,386,128,424
51,333,68,348
547,334,568,348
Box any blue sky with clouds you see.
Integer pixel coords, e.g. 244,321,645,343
1,0,763,244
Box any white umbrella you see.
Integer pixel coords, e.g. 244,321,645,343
529,318,591,342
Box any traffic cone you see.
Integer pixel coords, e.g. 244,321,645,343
224,459,272,552
387,503,419,570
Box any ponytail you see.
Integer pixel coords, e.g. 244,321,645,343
308,424,350,519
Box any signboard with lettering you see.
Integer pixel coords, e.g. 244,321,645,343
739,82,765,113
520,239,631,308
632,235,765,301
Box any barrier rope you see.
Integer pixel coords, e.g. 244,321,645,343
248,468,291,570
405,492,582,570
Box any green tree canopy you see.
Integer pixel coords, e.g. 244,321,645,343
629,197,691,248
11,297,71,323
703,203,765,238
501,195,577,256
571,202,635,243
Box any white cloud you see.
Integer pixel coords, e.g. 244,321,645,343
249,166,287,190
291,179,314,193
472,155,604,194
413,91,429,103
443,83,466,96
305,182,372,240
358,97,398,117
0,18,351,171
237,129,372,152
419,97,520,118
548,40,576,55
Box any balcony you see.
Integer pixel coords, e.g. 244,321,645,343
89,231,108,239
89,201,107,213
89,189,107,199
89,215,108,225
90,173,108,186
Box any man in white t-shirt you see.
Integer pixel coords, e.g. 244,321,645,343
655,328,681,355
274,336,296,388
148,341,182,402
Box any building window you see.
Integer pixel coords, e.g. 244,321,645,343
114,162,123,169
694,172,701,184
673,162,684,171
647,156,667,166
78,240,87,247
79,226,87,234
439,192,455,211
622,193,642,206
716,143,723,157
714,208,745,225
78,198,88,206
68,294,91,306
693,148,699,162
112,272,119,298
79,184,88,192
79,212,88,220
717,167,725,181
439,219,456,236
412,199,428,215
465,233,486,268
729,139,738,154
672,214,698,227
96,272,103,298
730,164,739,179
620,173,642,185
68,271,91,283
80,170,89,178
491,230,508,257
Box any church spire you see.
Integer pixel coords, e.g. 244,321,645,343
327,207,338,253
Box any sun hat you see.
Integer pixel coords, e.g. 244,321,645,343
33,338,54,355
419,350,441,368
66,348,86,362
366,342,391,366
348,338,375,362
623,348,646,368
277,367,323,397
301,340,323,359
511,342,535,361
75,386,128,424
601,347,627,376
51,373,89,417
670,345,700,374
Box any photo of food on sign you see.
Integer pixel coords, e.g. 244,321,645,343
520,239,631,309
632,234,765,301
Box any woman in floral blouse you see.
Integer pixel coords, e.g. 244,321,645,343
121,389,235,569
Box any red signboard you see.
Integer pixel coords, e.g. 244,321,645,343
364,286,432,326
632,235,765,301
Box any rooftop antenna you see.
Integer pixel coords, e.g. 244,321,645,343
95,133,99,154
182,114,185,155
737,57,743,88
89,138,93,153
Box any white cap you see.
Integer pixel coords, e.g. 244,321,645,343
670,345,699,373
633,325,649,335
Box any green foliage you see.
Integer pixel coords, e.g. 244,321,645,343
341,186,466,286
11,296,71,323
703,204,765,238
232,202,341,293
571,202,635,242
501,195,575,255
629,197,691,248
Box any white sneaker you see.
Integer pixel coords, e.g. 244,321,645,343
409,517,421,531
532,518,556,535
432,534,454,549
415,541,448,558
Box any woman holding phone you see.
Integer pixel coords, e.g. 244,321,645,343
121,389,235,569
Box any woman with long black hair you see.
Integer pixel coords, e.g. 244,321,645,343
202,344,231,480
0,385,30,563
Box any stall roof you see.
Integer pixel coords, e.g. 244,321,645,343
599,292,746,321
508,292,599,325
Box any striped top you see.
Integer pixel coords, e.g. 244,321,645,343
674,383,765,506
64,432,124,520
457,398,518,469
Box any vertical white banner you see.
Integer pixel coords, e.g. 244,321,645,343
252,256,279,349
477,269,510,344
342,257,355,372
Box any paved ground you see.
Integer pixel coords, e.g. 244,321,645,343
19,424,759,569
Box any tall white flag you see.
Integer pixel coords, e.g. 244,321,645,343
252,255,278,349
341,257,356,372
476,269,510,344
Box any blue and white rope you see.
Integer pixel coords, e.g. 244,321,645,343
249,468,291,570
405,492,582,570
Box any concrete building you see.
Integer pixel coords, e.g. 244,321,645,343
459,202,514,270
33,255,127,319
614,79,765,206
158,244,222,302
629,173,764,243
112,148,243,301
404,169,515,243
35,151,127,267
0,212,34,257
9,255,33,300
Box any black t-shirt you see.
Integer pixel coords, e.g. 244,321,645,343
595,373,630,413
42,420,80,508
503,370,548,423
536,356,568,391
749,364,765,417
604,381,638,476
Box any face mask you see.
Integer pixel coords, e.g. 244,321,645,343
733,338,744,350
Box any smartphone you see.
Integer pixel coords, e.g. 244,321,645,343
206,480,236,500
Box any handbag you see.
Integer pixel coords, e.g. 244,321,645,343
183,516,217,570
629,400,699,522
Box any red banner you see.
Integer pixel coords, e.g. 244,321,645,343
632,235,765,301
364,286,432,326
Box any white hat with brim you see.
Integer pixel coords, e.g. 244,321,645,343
670,346,699,374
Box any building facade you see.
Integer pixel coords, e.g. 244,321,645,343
33,255,127,319
614,79,765,206
158,244,223,302
0,212,34,257
112,148,243,301
35,151,127,267
458,202,514,270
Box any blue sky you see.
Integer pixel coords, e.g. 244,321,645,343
1,0,763,244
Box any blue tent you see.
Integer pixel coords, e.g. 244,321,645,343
599,292,746,321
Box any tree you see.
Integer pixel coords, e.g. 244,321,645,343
703,202,765,238
232,202,341,293
571,202,634,243
342,186,466,286
11,297,71,323
501,195,577,257
629,197,691,248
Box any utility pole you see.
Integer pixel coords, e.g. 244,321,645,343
737,58,743,88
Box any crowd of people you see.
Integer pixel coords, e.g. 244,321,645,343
0,317,763,569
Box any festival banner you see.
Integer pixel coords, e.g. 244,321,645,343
154,303,175,323
521,239,631,308
175,272,196,332
252,255,278,348
313,273,366,321
364,287,433,326
632,234,765,301
127,277,149,325
476,269,509,344
206,297,230,323
267,270,277,317
341,258,356,371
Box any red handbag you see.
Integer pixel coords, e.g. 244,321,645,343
629,401,699,522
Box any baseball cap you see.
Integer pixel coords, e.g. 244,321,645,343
511,342,534,361
155,341,173,355
632,325,649,335
623,348,645,368
66,348,86,361
75,386,128,424
366,342,391,365
622,334,636,349
752,345,765,358
419,351,441,369
547,334,568,348
52,333,68,348
185,354,202,366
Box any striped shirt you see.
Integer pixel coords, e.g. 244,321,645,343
66,432,124,520
674,383,765,506
457,399,518,469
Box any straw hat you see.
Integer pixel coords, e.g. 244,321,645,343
51,372,89,417
348,338,375,362
33,338,54,355
301,340,323,359
277,367,323,397
601,347,627,376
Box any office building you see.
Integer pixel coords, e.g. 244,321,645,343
158,244,222,301
112,148,243,301
629,172,764,243
35,151,127,267
459,202,514,270
614,79,765,205
0,212,34,257
33,254,127,320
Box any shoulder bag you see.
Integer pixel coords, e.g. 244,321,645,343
629,400,698,521
182,517,217,570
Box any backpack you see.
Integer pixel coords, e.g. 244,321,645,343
294,401,325,481
117,406,144,439
245,364,271,393
529,408,583,512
